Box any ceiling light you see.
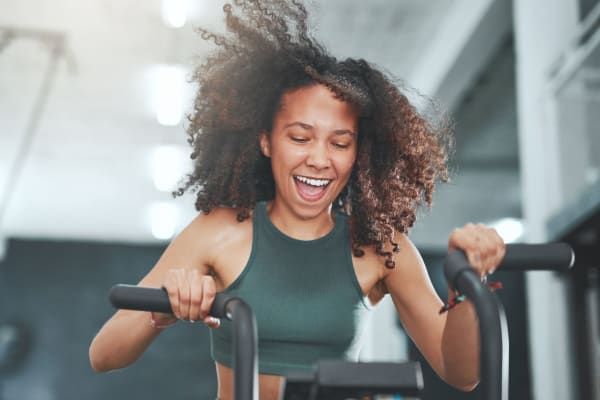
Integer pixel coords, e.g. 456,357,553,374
161,0,188,28
148,202,180,240
150,145,187,192
151,64,186,126
489,218,524,243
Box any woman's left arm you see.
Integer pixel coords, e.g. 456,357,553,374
382,224,504,392
441,223,506,389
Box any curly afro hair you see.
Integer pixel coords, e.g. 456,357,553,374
176,0,454,268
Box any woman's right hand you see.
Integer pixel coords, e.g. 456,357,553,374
151,269,220,329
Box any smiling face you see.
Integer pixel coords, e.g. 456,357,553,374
260,84,358,222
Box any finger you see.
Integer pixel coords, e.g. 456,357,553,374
466,224,486,275
449,224,482,276
176,269,191,320
189,270,203,321
448,223,475,252
200,276,216,320
490,229,506,274
477,224,502,276
479,226,500,274
476,225,496,274
467,251,485,278
204,316,221,329
489,248,502,275
163,270,181,319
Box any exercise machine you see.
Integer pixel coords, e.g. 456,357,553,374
109,242,575,400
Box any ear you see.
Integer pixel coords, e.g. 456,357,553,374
259,131,271,158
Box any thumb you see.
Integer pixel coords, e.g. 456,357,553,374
203,315,221,329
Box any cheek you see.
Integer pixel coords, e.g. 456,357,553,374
275,145,307,164
335,155,356,177
271,146,305,174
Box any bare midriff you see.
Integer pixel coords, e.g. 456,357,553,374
216,362,282,400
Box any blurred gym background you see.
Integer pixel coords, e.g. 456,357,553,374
0,0,599,399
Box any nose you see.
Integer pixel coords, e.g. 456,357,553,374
306,141,331,170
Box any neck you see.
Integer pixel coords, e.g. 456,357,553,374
265,200,335,241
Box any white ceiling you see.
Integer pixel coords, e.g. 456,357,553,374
1,0,516,248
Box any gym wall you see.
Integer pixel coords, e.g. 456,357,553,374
0,238,218,400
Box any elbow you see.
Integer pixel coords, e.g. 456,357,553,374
89,352,106,373
440,350,480,392
442,371,479,392
89,348,128,373
440,364,480,392
90,361,108,373
89,341,136,373
454,380,479,392
89,345,110,373
89,339,122,373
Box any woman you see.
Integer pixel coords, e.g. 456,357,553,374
89,1,505,399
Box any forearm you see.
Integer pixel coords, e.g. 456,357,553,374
441,288,480,391
89,311,165,372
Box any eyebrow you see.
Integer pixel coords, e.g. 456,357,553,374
283,121,356,136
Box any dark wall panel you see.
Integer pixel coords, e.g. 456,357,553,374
0,239,217,400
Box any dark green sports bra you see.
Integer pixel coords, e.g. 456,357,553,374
210,201,370,375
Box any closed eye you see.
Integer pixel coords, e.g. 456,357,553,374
291,137,309,143
332,142,351,149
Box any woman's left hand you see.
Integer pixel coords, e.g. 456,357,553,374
448,223,506,279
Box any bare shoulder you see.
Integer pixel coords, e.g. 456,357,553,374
188,206,251,234
187,206,253,255
137,206,252,287
189,206,254,281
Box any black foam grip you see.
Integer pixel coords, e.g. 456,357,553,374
499,243,575,271
108,284,238,319
109,284,172,313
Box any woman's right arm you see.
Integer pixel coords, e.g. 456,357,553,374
89,211,219,372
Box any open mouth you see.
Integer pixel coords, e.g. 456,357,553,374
293,175,332,201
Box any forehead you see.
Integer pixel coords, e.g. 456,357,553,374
275,84,358,128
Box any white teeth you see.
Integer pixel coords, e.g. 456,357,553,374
294,175,331,187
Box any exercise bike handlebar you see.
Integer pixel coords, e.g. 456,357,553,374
443,243,575,400
109,286,258,400
444,242,574,286
108,242,574,400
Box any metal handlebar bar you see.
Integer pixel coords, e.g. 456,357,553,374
443,243,575,400
108,286,258,400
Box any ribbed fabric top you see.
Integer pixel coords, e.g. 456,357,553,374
210,201,370,376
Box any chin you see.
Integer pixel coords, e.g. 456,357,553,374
293,196,336,219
